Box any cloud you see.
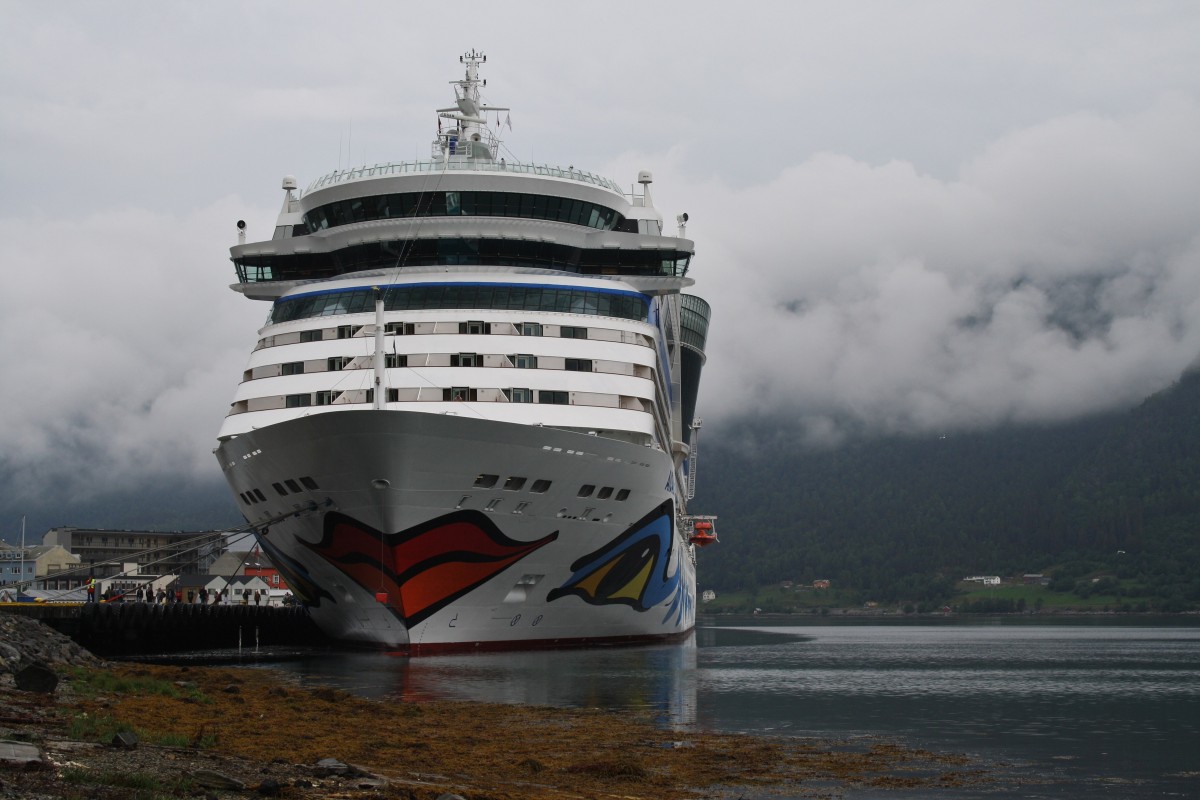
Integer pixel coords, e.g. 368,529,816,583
0,199,268,500
662,96,1200,443
3,3,1200,522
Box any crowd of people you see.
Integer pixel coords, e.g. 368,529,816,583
83,578,289,607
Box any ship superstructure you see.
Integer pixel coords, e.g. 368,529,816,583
215,51,712,651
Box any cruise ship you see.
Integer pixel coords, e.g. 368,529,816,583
214,51,713,652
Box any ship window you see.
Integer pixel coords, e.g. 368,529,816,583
474,474,499,488
386,388,399,402
451,353,478,367
337,325,360,339
597,486,613,500
521,322,542,336
253,489,267,502
328,357,351,371
285,479,302,493
578,484,595,498
239,492,250,504
539,390,569,405
270,285,650,325
300,476,319,490
514,354,537,369
272,482,288,496
285,394,311,408
504,387,533,403
560,326,588,339
616,488,630,501
315,391,333,406
300,330,323,342
503,476,527,491
385,354,407,368
385,322,411,335
281,361,304,375
565,359,592,372
530,479,552,493
444,387,476,401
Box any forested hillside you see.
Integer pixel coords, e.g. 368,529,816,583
692,369,1200,610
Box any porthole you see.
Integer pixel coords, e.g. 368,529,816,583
474,474,499,488
577,484,595,498
597,487,613,500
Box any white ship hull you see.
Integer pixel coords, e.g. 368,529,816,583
216,409,696,652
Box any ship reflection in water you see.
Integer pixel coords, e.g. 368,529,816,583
250,626,807,730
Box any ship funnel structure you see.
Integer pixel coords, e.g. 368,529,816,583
679,294,711,449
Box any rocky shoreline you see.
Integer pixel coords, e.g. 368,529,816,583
1,613,990,799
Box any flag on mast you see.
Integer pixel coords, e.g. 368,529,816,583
505,113,512,131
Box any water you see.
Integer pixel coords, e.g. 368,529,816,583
237,617,1200,797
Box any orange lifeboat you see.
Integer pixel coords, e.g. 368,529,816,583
689,520,718,547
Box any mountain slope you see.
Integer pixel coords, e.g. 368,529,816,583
692,370,1200,606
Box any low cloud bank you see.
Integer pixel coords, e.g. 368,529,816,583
665,96,1200,444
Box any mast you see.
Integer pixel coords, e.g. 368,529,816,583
433,50,508,161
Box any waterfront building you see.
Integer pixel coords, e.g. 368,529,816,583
41,527,224,579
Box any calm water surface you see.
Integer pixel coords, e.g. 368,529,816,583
244,618,1200,798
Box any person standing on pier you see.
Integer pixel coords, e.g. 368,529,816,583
86,577,95,603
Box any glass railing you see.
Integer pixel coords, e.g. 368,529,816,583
306,160,625,195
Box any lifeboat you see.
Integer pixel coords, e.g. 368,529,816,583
689,520,718,547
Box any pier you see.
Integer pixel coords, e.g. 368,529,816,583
0,602,328,655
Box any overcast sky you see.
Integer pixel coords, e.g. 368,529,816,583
3,1,1200,520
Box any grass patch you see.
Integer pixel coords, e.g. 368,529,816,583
68,712,131,742
69,667,211,704
61,766,195,799
69,711,217,750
